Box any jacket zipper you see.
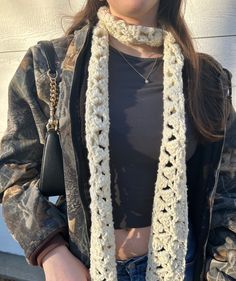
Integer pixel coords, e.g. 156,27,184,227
69,35,92,248
200,129,227,280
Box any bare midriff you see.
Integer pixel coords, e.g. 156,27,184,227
114,226,151,260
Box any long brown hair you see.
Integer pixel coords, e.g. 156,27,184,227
66,0,229,142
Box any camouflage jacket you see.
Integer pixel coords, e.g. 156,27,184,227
0,24,235,281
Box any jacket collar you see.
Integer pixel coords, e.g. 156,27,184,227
58,23,91,125
62,24,91,72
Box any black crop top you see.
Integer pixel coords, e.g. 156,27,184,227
108,46,198,229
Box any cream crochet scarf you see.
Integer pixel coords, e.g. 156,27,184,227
85,6,188,281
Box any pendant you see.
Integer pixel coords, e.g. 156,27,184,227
145,79,149,84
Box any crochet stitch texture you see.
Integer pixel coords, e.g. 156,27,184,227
85,6,188,281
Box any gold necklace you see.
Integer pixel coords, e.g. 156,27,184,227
117,49,161,84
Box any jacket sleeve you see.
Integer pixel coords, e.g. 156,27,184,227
206,69,236,280
0,46,68,265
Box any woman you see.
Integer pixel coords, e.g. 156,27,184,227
0,0,235,280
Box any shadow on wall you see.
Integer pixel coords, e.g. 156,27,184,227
217,0,236,105
192,0,236,105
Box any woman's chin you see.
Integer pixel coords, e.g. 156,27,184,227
108,0,158,22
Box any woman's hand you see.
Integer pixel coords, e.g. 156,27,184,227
42,245,90,281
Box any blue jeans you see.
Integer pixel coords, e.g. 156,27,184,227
116,224,196,281
116,254,195,281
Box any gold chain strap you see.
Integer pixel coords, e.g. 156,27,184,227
46,70,59,132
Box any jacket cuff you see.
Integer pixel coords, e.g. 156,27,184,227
28,227,68,266
36,233,69,267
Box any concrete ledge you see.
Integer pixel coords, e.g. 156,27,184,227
0,252,44,281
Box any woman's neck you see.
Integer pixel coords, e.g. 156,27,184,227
109,35,163,59
105,5,163,59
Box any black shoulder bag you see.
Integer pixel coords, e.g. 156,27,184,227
38,41,65,196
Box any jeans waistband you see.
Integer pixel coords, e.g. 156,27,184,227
116,254,148,265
